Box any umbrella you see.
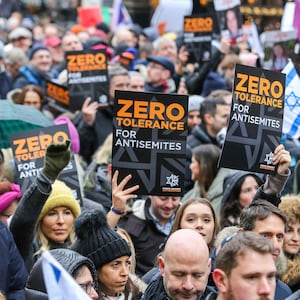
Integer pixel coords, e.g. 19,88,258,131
0,100,53,149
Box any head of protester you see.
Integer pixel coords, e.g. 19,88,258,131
145,55,176,93
220,171,263,229
17,84,45,110
171,198,218,251
72,208,140,299
190,144,221,199
278,194,300,291
35,179,81,254
239,199,286,261
0,182,22,225
25,248,99,299
213,231,277,300
239,200,292,299
9,140,81,272
142,228,213,299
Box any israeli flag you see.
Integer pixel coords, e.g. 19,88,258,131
282,61,300,139
42,251,91,300
110,0,133,31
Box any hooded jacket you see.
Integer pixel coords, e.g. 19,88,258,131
25,248,98,300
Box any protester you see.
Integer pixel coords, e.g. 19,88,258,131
16,84,54,119
25,248,99,300
72,208,141,300
3,47,28,88
278,194,300,291
83,133,113,212
13,45,54,90
128,70,145,92
171,198,218,251
185,97,230,191
107,170,179,276
239,200,292,299
187,95,203,134
220,171,263,229
212,231,277,300
182,144,232,218
142,229,216,299
144,55,176,93
76,65,129,164
10,140,81,271
6,27,32,54
118,190,180,276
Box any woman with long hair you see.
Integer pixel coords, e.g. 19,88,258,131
181,144,232,217
171,198,218,251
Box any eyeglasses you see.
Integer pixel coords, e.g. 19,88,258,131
147,63,165,71
78,281,96,294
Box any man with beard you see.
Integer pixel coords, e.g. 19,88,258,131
142,229,216,299
212,231,277,300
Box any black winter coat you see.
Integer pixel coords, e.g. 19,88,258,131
0,221,27,300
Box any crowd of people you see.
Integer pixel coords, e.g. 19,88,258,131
0,1,300,300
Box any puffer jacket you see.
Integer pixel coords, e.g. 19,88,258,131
25,248,98,300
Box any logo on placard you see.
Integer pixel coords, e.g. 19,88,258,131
166,174,179,187
264,152,274,165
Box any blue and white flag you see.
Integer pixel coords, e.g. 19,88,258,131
282,61,300,139
110,0,133,31
42,251,91,300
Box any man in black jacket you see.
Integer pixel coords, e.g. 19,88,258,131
142,229,217,300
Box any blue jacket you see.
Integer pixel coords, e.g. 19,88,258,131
0,222,27,300
275,278,292,300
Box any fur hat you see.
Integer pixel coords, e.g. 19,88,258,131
72,208,131,270
279,194,300,224
38,180,81,223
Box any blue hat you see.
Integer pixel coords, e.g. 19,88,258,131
201,72,228,96
29,45,50,60
147,55,175,76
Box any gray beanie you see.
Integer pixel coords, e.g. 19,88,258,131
188,95,204,112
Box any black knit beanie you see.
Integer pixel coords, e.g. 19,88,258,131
72,208,131,270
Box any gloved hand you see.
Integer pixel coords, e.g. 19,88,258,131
42,140,71,181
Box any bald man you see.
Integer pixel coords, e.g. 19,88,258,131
142,229,217,299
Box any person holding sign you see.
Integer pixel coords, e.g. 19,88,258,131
77,65,130,164
108,170,180,277
10,140,81,272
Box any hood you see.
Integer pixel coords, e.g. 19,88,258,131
26,248,98,298
221,170,263,207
